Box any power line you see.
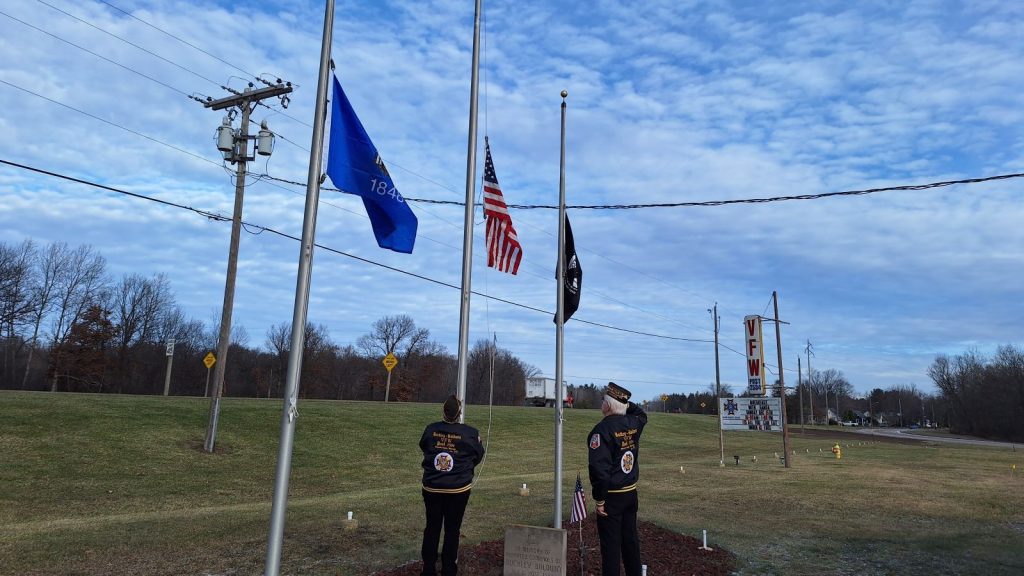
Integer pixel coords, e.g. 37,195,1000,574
24,0,310,130
97,0,258,81
33,0,224,88
0,79,216,166
260,169,716,334
0,158,708,344
0,158,888,372
259,171,1024,210
2,64,697,336
1,9,191,97
0,158,224,219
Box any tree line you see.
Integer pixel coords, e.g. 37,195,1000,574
6,239,1018,439
929,345,1024,442
0,239,535,404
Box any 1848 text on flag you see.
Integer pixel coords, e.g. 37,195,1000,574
326,75,418,253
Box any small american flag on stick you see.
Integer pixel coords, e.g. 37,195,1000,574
571,472,587,523
483,139,523,274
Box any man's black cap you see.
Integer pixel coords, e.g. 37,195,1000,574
605,381,631,403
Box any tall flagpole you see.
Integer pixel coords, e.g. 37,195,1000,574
455,0,483,422
263,1,334,573
554,89,568,527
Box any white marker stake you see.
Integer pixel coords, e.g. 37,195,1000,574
699,529,713,551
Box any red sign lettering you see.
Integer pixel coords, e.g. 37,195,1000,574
748,358,761,376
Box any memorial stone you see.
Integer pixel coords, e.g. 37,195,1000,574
503,524,567,576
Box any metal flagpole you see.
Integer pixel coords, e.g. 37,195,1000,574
454,0,483,422
578,516,584,576
554,89,568,527
263,1,334,573
712,303,724,467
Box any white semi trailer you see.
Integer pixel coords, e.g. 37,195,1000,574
524,377,568,407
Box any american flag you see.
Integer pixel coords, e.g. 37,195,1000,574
571,473,587,524
483,140,523,274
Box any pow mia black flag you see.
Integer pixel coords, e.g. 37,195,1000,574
556,214,582,322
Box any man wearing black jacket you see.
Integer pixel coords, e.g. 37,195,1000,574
587,382,648,576
419,395,485,576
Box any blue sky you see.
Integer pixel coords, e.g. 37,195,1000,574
1,0,1022,401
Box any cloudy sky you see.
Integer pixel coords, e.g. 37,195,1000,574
2,0,1022,401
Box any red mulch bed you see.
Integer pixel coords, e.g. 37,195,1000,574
372,517,735,575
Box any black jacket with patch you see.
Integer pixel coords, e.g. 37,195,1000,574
587,402,648,502
420,421,485,494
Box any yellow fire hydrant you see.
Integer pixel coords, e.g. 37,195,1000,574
831,442,842,460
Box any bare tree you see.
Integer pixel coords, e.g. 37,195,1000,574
264,322,337,398
204,308,249,351
22,242,70,388
0,240,36,386
466,338,533,405
155,308,206,352
357,315,431,401
108,273,176,393
0,240,35,327
357,315,425,359
807,368,851,423
929,344,1024,438
47,245,107,391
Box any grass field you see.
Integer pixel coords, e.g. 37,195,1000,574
1,391,1022,575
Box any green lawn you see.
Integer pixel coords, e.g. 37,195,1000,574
1,391,1022,575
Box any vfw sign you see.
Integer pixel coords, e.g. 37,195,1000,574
744,315,765,396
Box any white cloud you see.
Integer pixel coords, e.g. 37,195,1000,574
1,0,1022,400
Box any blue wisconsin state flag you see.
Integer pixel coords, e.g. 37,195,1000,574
326,75,417,253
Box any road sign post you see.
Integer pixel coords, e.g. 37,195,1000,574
163,339,175,396
203,352,216,397
383,352,397,402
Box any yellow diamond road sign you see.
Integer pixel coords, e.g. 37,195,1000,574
203,352,216,369
383,352,398,372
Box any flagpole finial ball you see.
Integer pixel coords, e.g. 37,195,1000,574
561,90,568,98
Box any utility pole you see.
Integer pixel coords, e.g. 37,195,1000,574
836,389,841,424
797,355,803,427
710,303,724,467
772,291,791,468
805,340,814,425
200,82,292,453
824,387,829,425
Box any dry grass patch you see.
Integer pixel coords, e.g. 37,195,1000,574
2,391,1022,575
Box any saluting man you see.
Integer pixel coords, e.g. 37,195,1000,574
587,382,648,576
419,395,485,576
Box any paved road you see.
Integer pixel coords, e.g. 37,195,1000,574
856,427,1019,449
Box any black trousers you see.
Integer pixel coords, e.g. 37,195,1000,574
421,489,471,576
596,490,641,576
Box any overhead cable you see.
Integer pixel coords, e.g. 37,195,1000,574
0,158,709,344
260,172,1024,210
